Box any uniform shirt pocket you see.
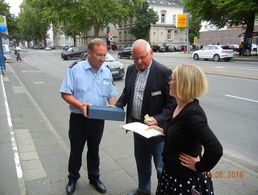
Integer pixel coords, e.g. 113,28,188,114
100,78,112,97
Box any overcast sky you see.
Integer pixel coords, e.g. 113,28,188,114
5,0,23,16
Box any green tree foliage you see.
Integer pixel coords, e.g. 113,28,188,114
18,0,52,47
0,0,19,41
80,0,129,37
130,1,159,40
184,0,258,39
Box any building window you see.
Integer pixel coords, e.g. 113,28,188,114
124,31,127,41
167,30,171,40
172,14,176,25
161,13,165,23
119,31,122,41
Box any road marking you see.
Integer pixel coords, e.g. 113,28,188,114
0,74,26,195
33,81,45,84
225,94,258,103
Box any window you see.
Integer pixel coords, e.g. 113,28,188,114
167,30,172,40
172,15,176,25
161,13,165,23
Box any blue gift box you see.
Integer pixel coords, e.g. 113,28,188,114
88,106,125,121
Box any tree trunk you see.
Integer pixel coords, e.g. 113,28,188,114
244,12,255,56
94,25,99,38
73,35,77,46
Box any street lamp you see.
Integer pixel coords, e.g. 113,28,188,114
185,13,191,53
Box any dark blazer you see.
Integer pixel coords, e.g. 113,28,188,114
116,59,175,128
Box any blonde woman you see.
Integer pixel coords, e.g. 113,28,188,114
154,64,223,195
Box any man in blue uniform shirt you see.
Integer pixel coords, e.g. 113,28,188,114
60,38,117,194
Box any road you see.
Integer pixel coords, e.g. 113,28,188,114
1,49,258,195
18,48,258,167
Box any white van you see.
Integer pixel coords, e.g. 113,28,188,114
2,44,11,60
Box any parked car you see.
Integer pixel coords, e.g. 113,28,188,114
45,46,51,51
166,45,178,52
158,45,166,52
251,44,258,55
227,44,239,52
78,53,125,80
118,47,133,59
107,44,118,50
61,46,87,60
63,45,74,51
3,44,11,60
192,45,234,62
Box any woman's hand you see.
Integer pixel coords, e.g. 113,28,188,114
179,153,200,171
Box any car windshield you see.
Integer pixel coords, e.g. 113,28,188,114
67,47,73,52
221,45,230,49
105,53,115,61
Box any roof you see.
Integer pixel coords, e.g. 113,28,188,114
147,0,182,7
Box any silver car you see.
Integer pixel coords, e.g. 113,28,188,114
192,45,234,62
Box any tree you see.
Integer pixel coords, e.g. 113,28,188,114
130,1,159,40
0,0,19,41
184,0,258,46
18,0,52,47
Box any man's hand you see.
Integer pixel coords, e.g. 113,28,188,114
179,153,200,171
144,114,157,126
80,103,92,117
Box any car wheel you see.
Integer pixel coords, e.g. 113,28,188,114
118,54,122,59
67,55,71,60
213,54,220,62
193,54,199,60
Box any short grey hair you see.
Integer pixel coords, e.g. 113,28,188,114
132,39,151,53
88,38,106,51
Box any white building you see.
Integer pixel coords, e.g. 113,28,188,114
148,0,186,45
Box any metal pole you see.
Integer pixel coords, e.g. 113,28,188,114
186,14,190,53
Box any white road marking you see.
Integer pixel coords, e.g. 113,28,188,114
33,81,45,84
0,75,26,195
225,94,258,103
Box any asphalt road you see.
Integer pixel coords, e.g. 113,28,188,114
1,49,258,195
21,49,258,165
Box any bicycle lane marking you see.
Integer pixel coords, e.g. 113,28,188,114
0,74,26,195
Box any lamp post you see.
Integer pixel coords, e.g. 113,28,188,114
185,13,191,53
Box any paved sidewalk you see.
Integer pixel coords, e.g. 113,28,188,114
1,57,258,195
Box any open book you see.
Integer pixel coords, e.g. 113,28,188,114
121,122,164,138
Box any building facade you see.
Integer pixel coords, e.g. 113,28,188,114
53,0,186,49
148,0,185,46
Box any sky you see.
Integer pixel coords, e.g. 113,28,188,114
5,0,23,16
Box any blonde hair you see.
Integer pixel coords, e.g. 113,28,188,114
174,64,208,101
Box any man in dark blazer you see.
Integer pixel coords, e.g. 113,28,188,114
116,39,175,195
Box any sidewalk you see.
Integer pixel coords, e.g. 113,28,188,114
1,59,258,195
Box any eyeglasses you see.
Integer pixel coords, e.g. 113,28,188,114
168,76,176,83
133,53,149,62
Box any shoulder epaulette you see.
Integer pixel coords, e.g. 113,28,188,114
69,61,78,68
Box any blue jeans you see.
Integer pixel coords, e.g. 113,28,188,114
133,132,164,193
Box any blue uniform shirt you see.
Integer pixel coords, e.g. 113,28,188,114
60,60,118,114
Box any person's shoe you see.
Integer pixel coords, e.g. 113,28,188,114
66,180,76,195
89,179,106,193
127,189,151,195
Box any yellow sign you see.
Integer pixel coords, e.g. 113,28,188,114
177,14,187,28
194,36,198,45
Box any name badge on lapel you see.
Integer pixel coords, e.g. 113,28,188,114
151,91,162,96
